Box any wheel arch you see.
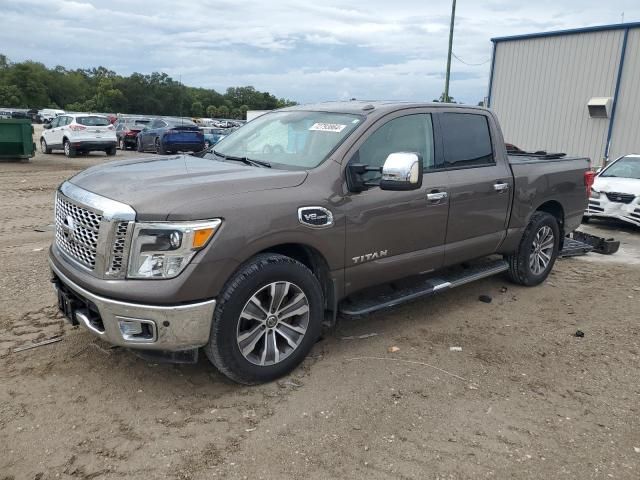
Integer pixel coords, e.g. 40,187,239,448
256,243,337,327
534,200,565,248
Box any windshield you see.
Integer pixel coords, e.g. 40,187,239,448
600,156,640,180
77,116,110,126
210,111,363,169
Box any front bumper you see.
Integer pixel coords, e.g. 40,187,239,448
50,260,216,350
585,197,640,227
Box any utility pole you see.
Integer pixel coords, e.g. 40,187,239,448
444,0,456,103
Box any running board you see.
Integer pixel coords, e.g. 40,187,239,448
339,259,509,317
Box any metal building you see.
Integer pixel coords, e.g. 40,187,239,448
487,22,640,166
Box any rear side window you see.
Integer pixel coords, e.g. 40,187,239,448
440,113,494,168
76,116,110,127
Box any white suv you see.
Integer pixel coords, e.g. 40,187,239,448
40,114,117,157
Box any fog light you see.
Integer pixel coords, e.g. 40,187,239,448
119,319,143,336
117,317,156,342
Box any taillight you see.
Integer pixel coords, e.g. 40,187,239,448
69,124,86,131
584,170,596,197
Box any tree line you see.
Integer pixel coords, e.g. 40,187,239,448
0,54,296,119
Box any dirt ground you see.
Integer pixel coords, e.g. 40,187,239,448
1,128,639,479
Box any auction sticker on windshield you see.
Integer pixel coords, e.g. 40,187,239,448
309,123,347,133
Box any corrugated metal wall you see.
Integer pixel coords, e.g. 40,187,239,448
608,28,640,160
489,30,625,165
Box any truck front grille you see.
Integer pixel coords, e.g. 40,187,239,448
55,194,102,269
605,192,635,204
108,221,131,274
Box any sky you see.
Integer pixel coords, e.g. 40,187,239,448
1,0,639,105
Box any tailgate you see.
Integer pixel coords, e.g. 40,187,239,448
166,127,201,142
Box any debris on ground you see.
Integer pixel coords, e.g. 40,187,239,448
478,295,492,303
500,287,508,293
387,346,400,353
449,346,463,352
13,336,62,353
341,333,378,340
575,330,585,338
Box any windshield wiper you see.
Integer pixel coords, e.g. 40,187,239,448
213,150,271,168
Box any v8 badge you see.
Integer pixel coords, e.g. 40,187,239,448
298,206,334,229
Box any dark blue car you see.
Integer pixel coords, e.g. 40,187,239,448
136,117,205,154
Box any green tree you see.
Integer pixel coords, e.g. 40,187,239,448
0,84,21,106
206,105,217,117
191,101,204,117
217,105,230,118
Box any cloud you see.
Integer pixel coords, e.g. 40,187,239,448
1,0,639,104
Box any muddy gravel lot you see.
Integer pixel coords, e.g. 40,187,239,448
1,128,640,479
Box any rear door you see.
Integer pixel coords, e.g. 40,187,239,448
343,109,450,294
436,111,512,265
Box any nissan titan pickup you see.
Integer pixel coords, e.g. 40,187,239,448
49,102,592,384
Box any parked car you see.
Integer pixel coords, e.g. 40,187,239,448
40,113,117,157
201,127,230,149
0,110,11,119
49,102,591,384
585,154,640,226
115,117,152,150
40,109,65,123
136,117,204,154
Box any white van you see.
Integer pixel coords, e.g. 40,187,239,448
40,109,65,123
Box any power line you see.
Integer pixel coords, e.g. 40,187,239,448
452,51,491,66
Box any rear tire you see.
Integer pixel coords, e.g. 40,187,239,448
582,216,590,224
63,139,76,158
506,211,560,286
106,146,116,156
204,254,324,385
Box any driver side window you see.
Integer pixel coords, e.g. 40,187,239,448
355,114,435,180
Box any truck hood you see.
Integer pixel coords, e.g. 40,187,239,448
594,176,640,195
69,154,308,220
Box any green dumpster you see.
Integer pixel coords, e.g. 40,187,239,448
0,119,36,160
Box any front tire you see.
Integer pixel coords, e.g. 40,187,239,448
506,211,560,286
136,138,144,152
204,254,324,384
155,138,167,155
106,146,117,156
40,138,51,154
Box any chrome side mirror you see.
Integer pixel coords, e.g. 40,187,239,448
379,152,423,191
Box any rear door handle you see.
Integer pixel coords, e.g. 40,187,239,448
493,182,510,193
427,191,448,201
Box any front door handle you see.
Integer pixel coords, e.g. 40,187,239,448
427,191,448,201
493,182,510,193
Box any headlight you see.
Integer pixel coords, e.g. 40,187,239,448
590,189,600,199
127,219,222,279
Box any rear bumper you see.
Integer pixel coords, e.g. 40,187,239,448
50,259,216,351
72,140,117,151
585,198,640,227
163,141,205,151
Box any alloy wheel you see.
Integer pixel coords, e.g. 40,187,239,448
64,141,70,156
236,281,310,366
529,225,554,275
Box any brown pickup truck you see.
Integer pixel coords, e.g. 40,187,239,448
50,102,592,384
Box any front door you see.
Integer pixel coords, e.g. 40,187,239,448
436,111,512,265
343,110,449,295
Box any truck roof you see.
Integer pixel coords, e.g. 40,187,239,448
280,101,489,115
